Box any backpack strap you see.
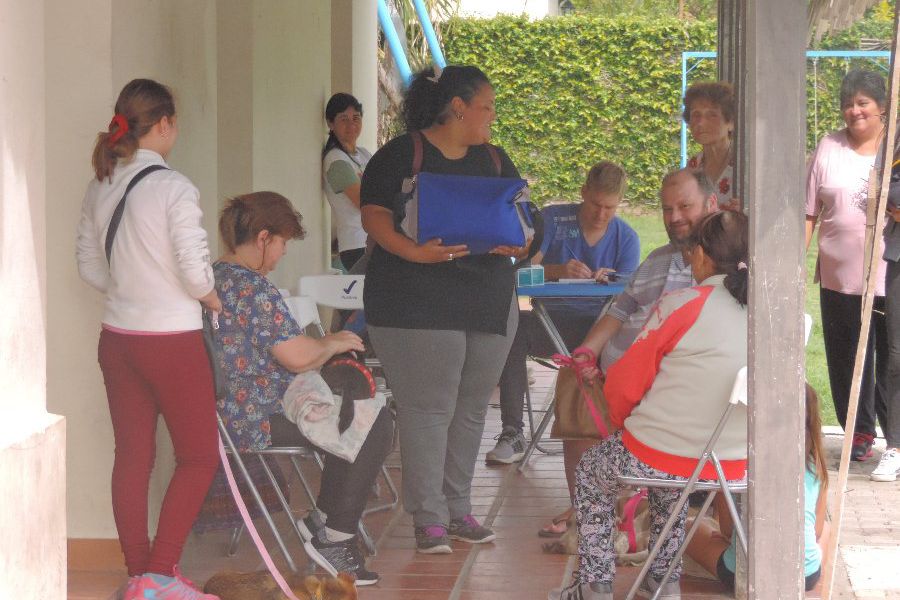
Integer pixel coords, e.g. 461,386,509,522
412,130,502,176
486,144,502,175
105,164,169,263
411,130,424,175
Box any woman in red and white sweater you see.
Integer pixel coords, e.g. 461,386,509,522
550,210,748,600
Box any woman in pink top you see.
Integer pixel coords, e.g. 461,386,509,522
806,69,889,462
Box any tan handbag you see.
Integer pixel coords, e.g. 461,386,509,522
549,366,614,440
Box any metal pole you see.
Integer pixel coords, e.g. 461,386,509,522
376,0,413,87
411,0,447,68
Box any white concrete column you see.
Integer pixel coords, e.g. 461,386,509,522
2,0,67,597
352,0,379,153
253,0,333,288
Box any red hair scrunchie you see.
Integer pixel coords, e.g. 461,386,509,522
107,114,129,147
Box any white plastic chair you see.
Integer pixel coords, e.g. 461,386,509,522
296,275,401,520
618,366,749,600
283,292,395,555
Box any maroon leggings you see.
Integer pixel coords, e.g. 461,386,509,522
98,329,219,577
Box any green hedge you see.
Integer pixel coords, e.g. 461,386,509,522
444,15,716,206
444,13,892,207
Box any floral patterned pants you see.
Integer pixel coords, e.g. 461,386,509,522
574,431,689,585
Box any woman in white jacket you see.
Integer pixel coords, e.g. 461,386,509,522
76,78,221,600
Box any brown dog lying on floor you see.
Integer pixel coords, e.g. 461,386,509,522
203,570,357,600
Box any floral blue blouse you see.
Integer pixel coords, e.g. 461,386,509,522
213,261,302,451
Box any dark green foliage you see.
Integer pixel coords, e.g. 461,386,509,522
443,12,890,207
444,15,716,206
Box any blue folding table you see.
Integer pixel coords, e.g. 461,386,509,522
515,281,626,470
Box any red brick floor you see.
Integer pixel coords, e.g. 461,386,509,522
68,364,890,599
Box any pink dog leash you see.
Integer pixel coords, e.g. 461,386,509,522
618,488,648,553
552,346,609,439
217,438,302,600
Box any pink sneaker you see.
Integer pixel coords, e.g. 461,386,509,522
126,573,220,600
172,566,197,589
117,576,141,600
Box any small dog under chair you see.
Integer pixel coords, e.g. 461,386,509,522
203,570,357,600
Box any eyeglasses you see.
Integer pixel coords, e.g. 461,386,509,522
334,114,362,124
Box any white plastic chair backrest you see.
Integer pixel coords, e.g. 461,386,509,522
283,295,321,330
298,274,365,310
804,313,813,346
729,366,748,406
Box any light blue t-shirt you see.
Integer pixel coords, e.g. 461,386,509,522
538,204,640,317
723,467,822,577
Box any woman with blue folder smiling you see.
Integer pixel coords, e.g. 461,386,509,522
360,64,527,554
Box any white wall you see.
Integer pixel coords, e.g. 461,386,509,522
1,0,67,596
252,1,333,289
457,0,558,19
45,0,338,540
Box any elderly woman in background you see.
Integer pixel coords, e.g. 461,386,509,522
684,81,738,210
806,68,889,463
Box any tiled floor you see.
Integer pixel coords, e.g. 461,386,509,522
69,364,888,599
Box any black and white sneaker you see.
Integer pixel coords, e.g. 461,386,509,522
485,426,527,465
548,581,613,600
309,536,379,586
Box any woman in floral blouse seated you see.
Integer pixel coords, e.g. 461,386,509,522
213,191,392,586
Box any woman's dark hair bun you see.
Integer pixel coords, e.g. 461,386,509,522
402,65,491,131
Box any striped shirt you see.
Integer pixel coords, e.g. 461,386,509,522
600,243,693,372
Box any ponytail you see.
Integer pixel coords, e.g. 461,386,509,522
402,65,491,131
689,210,749,306
723,265,748,307
91,79,176,182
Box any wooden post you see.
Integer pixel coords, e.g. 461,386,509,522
743,0,807,598
821,5,900,598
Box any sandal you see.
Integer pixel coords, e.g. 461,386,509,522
538,508,573,538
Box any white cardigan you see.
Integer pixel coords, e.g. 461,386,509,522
76,149,214,332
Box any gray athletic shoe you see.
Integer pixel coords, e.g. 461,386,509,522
637,576,681,599
486,426,526,465
448,514,496,543
548,581,614,600
415,524,453,554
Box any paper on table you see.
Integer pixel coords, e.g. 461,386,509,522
557,278,600,284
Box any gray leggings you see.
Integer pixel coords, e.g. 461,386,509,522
368,298,517,527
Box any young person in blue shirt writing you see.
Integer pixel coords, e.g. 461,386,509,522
488,162,640,468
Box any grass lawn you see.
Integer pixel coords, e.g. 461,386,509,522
619,210,839,426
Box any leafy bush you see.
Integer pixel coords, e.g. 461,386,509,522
444,12,890,207
444,15,716,206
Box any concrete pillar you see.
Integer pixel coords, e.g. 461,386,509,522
352,0,379,154
252,1,333,287
1,0,67,597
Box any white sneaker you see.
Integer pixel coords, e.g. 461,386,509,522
870,447,900,482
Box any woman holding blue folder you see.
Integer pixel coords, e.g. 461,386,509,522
360,65,526,554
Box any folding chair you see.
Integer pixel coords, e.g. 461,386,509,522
618,366,749,600
217,415,326,575
283,291,393,555
297,274,400,519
